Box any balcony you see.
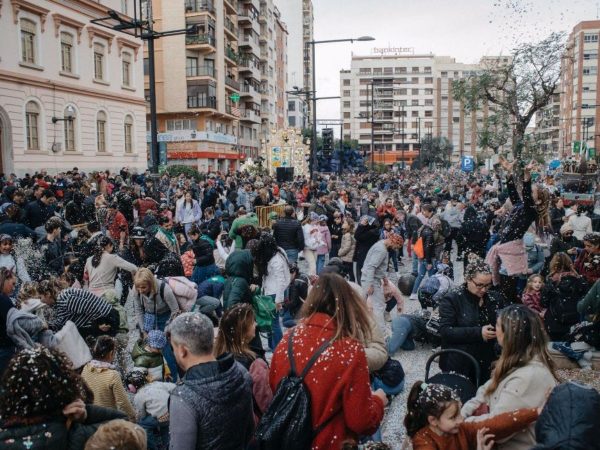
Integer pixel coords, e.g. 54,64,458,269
259,32,268,43
239,34,259,53
185,0,215,14
224,18,238,39
225,46,238,64
241,84,260,99
240,108,261,123
260,107,269,119
223,0,237,14
225,76,240,90
185,34,216,51
187,96,217,109
186,65,216,79
237,10,256,25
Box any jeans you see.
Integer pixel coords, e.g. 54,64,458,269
156,312,178,382
387,315,416,354
411,259,437,295
139,416,169,450
303,249,317,276
285,249,299,264
191,264,219,285
193,295,221,315
372,376,406,396
316,254,326,274
411,253,419,276
281,310,297,328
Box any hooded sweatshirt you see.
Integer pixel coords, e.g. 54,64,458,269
222,250,254,309
169,353,254,450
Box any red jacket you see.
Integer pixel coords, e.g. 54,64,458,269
269,313,384,450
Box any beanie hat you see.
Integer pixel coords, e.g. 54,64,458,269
147,330,167,350
309,212,320,222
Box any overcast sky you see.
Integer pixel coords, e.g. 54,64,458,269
309,0,597,134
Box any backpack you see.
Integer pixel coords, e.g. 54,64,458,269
255,330,334,450
159,277,198,312
181,250,195,277
440,219,452,238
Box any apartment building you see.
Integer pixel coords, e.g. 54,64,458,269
0,0,147,176
276,0,313,129
340,53,510,166
534,93,561,158
560,20,600,158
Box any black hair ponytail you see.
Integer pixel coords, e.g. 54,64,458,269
91,236,112,268
91,335,116,360
404,380,460,438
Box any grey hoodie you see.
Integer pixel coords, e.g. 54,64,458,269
6,308,56,350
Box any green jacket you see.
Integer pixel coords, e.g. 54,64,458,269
578,278,600,317
131,339,163,369
229,213,259,249
223,250,254,310
0,405,125,450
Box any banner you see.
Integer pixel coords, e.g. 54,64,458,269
573,141,580,154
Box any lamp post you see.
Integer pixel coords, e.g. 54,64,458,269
91,1,200,173
307,36,375,179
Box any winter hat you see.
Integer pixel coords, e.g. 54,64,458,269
147,330,167,350
560,223,574,234
309,212,320,222
318,214,328,222
131,226,146,240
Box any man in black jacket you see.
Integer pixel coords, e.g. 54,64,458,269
273,205,304,263
24,189,56,230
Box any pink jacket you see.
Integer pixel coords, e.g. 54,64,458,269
316,225,331,255
485,239,527,285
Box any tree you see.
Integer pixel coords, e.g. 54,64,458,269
452,32,566,159
419,136,453,168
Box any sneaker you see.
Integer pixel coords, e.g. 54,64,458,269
409,293,418,301
384,311,392,322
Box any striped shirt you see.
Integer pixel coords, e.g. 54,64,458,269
51,288,112,330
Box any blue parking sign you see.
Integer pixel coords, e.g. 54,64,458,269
461,156,474,172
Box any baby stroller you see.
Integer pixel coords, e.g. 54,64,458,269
425,349,480,403
414,264,454,345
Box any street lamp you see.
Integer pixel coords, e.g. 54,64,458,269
51,105,76,123
307,36,375,178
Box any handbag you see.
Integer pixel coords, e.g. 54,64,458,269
252,289,277,332
54,321,92,370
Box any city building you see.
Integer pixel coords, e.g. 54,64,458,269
0,0,148,176
276,0,313,129
340,52,510,166
534,92,561,158
146,0,242,173
560,20,599,158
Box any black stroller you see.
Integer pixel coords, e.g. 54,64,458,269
425,349,480,403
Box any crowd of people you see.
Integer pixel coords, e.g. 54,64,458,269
0,162,599,450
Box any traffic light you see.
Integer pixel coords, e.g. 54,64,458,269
322,128,334,156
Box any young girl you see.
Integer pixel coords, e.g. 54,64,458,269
338,218,356,282
405,381,542,450
214,304,272,422
0,234,30,286
521,274,545,316
316,215,332,275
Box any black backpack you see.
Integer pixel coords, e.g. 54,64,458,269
255,330,333,450
440,219,452,238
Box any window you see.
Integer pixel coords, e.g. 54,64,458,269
412,89,419,95
20,19,36,64
288,116,296,127
288,100,295,112
425,99,433,106
343,79,351,86
25,101,40,150
584,34,599,43
60,32,74,73
343,101,351,108
583,67,598,76
97,111,107,152
64,107,76,151
412,111,419,117
411,77,418,84
122,52,132,86
124,115,133,153
94,43,105,80
412,99,419,106
441,71,448,77
343,112,350,118
166,119,197,131
143,58,149,76
343,90,351,96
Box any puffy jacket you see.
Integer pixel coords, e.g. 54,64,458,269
131,339,163,369
541,273,589,341
417,225,436,264
169,353,254,450
223,250,254,309
533,382,600,450
338,232,356,263
0,405,126,450
272,217,304,251
191,237,215,267
439,285,508,385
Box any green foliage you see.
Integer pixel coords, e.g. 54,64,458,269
420,136,453,167
161,164,203,181
452,32,566,159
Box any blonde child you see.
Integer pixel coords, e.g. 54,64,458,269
521,274,545,316
405,381,542,450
